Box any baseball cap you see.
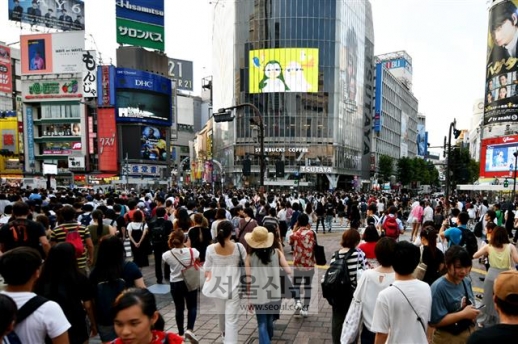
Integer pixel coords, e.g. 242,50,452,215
494,270,518,303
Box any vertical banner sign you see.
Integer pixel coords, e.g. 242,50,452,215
97,108,119,172
25,107,35,166
82,50,97,98
97,65,115,107
88,116,95,155
374,63,383,133
0,45,12,94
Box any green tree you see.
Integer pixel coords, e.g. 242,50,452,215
397,157,414,186
378,155,394,182
448,147,479,188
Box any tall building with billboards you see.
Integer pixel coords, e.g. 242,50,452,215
372,52,419,167
211,0,375,190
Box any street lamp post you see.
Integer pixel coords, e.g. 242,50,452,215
445,119,458,205
215,103,265,191
513,151,518,202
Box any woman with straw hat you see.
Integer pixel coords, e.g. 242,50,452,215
245,226,292,344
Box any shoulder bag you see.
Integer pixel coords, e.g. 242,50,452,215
171,248,204,292
341,297,362,344
413,246,428,280
392,284,426,334
439,280,474,335
312,230,327,265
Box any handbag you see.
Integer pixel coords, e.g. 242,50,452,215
439,280,475,335
237,243,246,298
413,246,428,280
171,248,203,292
312,230,327,265
341,298,362,344
392,284,426,334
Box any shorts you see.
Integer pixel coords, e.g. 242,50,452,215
97,324,117,343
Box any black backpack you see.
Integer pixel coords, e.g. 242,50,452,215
6,295,52,344
321,249,354,307
459,227,478,258
149,219,166,244
79,213,92,227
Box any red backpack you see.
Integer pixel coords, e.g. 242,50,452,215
63,226,84,258
383,216,399,239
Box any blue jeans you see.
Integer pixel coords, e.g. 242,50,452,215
255,309,274,344
170,281,198,335
325,215,333,231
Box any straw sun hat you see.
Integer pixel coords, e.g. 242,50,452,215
244,226,274,249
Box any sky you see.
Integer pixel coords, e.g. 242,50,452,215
0,0,490,151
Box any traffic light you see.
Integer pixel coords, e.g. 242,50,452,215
213,110,234,123
242,158,251,176
504,178,509,188
453,129,461,139
275,161,285,177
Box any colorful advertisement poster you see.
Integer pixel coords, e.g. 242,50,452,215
0,45,12,94
115,68,172,126
22,79,81,102
115,0,165,51
417,124,428,157
42,142,81,155
484,0,518,124
97,108,118,172
21,32,85,75
8,0,85,31
140,126,167,161
480,135,518,178
249,48,319,93
82,50,97,98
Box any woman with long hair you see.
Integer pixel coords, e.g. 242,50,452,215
173,208,193,234
202,220,247,343
34,242,97,344
111,288,187,344
419,226,445,285
474,226,518,327
245,226,291,344
238,207,258,251
89,235,145,343
162,230,200,343
87,209,116,264
210,208,228,241
127,209,149,268
187,213,212,263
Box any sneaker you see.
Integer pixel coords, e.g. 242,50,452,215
184,330,199,344
294,300,302,315
301,307,308,318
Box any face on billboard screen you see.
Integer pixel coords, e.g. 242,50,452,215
480,135,518,177
8,0,85,31
0,45,12,94
249,48,319,93
140,126,167,161
485,0,518,124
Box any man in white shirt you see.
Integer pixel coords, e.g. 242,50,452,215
372,241,432,344
422,201,434,223
0,246,70,344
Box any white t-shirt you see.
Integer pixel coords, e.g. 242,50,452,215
1,291,70,343
371,279,432,344
163,247,200,283
353,269,395,331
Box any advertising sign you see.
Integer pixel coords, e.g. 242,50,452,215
97,108,118,172
127,164,163,176
68,156,85,170
417,124,428,157
168,58,193,91
82,50,97,98
8,0,85,31
480,135,518,178
0,45,12,94
374,63,383,133
25,106,35,166
22,79,81,101
97,65,116,107
115,0,165,51
485,0,518,124
249,48,319,93
42,142,81,155
21,32,85,75
140,126,167,161
115,68,172,126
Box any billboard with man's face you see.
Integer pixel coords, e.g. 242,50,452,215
8,0,85,31
249,48,319,93
484,0,518,124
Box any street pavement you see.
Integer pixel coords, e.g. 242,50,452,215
121,221,487,344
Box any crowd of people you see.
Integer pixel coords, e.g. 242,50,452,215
0,186,516,344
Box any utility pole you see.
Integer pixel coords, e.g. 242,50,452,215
513,151,518,202
445,119,460,204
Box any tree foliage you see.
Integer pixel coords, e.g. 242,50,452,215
448,147,479,188
378,155,394,182
396,157,441,187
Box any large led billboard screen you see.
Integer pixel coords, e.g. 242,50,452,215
249,48,319,93
8,0,85,31
115,68,172,126
21,32,85,75
480,135,518,178
484,0,518,124
140,126,167,161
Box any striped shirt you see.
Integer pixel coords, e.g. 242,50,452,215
330,248,366,288
50,222,91,269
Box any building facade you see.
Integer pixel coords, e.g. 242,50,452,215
212,0,375,191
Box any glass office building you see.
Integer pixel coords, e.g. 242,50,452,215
212,0,374,190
